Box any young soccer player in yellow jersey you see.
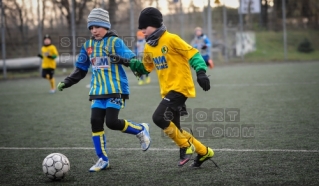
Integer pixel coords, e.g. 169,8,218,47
37,34,58,93
110,7,216,168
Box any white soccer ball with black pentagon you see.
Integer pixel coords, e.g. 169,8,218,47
42,153,70,180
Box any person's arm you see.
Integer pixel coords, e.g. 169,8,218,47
62,67,88,89
47,45,59,59
57,46,90,91
188,52,207,72
37,47,43,58
203,35,211,48
130,57,152,75
172,35,210,91
189,52,210,91
112,38,152,75
108,55,150,76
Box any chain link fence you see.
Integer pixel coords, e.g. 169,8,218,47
1,0,318,78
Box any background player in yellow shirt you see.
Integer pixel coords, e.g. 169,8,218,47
37,34,58,93
110,7,217,168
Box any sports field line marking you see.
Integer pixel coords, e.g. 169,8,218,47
0,147,318,152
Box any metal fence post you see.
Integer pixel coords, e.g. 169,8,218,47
282,0,287,60
70,0,76,69
130,0,134,38
223,2,228,62
239,0,244,61
37,0,42,75
0,0,6,79
207,0,213,60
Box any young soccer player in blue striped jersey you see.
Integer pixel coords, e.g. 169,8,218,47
57,8,151,172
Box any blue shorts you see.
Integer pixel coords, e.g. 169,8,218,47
91,98,125,110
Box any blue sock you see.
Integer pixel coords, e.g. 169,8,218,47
122,120,143,135
92,131,108,161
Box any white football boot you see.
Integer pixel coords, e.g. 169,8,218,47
136,123,151,151
89,158,109,172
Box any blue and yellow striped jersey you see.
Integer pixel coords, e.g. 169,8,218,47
76,36,135,98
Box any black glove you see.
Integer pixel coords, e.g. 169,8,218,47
37,54,43,58
201,45,207,50
47,55,54,59
108,54,130,67
196,70,210,91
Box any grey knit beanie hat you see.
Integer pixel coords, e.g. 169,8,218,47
87,8,111,29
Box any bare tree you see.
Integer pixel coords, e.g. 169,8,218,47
53,0,90,29
5,0,30,56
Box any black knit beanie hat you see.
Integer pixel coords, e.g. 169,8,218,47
138,7,163,29
43,34,51,40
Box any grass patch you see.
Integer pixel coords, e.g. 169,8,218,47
243,30,319,62
0,67,74,80
0,62,319,185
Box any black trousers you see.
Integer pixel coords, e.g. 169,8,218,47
90,107,125,133
152,90,187,130
42,68,55,79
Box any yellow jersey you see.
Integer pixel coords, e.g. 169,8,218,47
41,44,58,69
142,31,199,98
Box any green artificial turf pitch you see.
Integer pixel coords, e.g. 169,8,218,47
0,62,319,185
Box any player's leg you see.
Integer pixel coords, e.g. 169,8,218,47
42,69,51,92
145,74,151,84
176,103,215,167
152,90,195,166
171,105,215,167
178,104,188,116
48,68,56,93
181,129,215,167
174,102,215,167
174,103,212,158
171,108,181,130
89,100,109,172
41,69,47,79
42,68,55,93
138,75,145,85
104,98,151,151
171,108,187,160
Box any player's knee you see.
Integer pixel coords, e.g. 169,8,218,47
152,113,167,129
105,118,121,130
152,113,161,125
91,117,104,133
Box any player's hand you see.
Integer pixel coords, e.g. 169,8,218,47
37,54,43,58
57,82,65,91
196,71,210,91
108,54,130,67
201,45,207,49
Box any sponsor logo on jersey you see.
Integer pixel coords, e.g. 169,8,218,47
91,56,109,69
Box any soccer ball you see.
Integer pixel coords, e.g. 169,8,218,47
42,153,70,180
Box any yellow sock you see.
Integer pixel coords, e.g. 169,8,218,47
182,130,208,155
49,78,55,90
163,122,190,148
121,120,143,135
